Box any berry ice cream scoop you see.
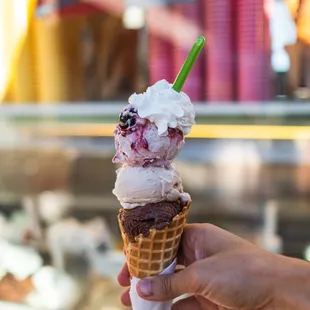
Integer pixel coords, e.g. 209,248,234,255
112,80,195,166
113,105,184,166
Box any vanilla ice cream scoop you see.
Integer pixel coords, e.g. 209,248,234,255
112,165,190,209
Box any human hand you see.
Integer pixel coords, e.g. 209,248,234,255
118,223,310,309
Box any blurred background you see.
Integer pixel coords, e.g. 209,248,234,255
0,0,310,309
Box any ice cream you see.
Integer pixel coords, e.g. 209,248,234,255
112,80,195,166
113,165,190,209
128,80,195,135
113,79,194,280
119,201,185,243
113,34,204,310
114,164,191,243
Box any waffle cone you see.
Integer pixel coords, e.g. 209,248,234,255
118,200,191,278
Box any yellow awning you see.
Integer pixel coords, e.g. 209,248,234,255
0,0,36,101
20,123,310,140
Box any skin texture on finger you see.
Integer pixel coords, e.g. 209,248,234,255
121,288,131,307
137,248,276,308
187,253,275,309
117,263,130,287
172,295,203,310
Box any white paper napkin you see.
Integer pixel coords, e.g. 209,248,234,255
130,259,177,310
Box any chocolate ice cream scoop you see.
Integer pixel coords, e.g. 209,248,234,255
119,201,184,242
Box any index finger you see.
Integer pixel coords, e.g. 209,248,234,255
177,224,250,266
117,262,131,287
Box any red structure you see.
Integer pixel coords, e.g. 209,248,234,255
37,0,273,104
172,1,204,102
236,0,271,102
205,0,235,102
148,7,175,85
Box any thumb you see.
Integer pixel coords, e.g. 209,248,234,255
136,266,197,301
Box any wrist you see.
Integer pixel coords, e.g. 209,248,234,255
274,256,310,310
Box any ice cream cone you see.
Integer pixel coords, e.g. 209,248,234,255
118,201,191,278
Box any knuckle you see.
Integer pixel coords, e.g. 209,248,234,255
191,223,216,235
202,223,216,233
160,276,172,296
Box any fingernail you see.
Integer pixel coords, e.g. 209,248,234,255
137,278,152,297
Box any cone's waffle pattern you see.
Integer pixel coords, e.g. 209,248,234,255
118,202,190,278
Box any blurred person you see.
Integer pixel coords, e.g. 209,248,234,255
285,0,310,97
118,224,310,309
269,0,297,97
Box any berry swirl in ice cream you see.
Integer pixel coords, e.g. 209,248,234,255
112,80,195,166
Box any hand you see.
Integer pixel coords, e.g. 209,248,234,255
118,223,310,309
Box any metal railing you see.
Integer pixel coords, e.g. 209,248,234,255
1,102,310,117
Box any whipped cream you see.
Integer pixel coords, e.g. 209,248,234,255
128,80,195,136
113,165,190,209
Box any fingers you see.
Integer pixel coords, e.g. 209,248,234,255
136,265,197,301
120,288,131,307
119,224,252,307
178,223,250,263
172,296,203,310
118,263,131,307
117,263,130,287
